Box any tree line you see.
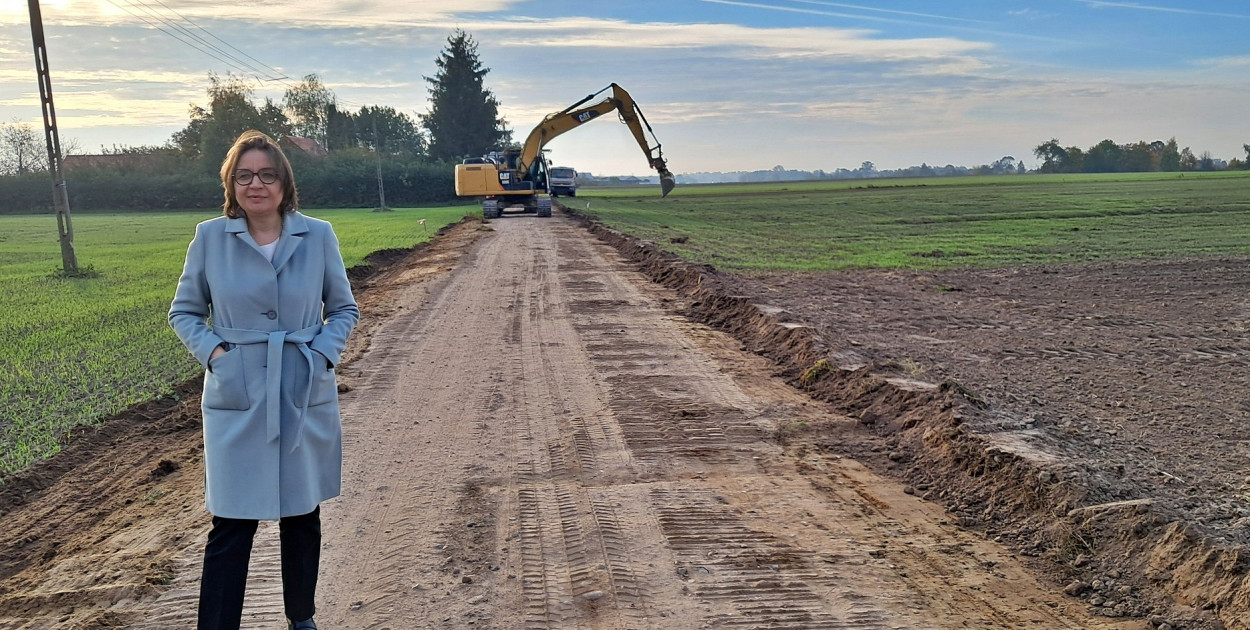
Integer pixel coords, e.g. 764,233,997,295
0,30,511,213
692,137,1250,184
1034,138,1249,174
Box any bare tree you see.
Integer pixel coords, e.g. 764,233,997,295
284,74,336,147
0,119,48,175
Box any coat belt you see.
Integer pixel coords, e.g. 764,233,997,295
214,324,321,449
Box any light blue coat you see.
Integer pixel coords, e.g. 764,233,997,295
169,212,359,520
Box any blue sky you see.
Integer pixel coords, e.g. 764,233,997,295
1,0,1248,176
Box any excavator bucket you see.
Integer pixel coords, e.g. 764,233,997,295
659,169,676,197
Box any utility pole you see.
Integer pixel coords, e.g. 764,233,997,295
28,0,78,274
373,117,387,211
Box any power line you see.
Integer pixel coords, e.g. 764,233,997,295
146,0,290,83
104,0,363,109
102,0,278,83
100,0,364,116
125,1,286,82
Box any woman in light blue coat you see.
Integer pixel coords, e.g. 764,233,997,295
170,130,358,630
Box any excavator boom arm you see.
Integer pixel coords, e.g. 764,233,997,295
518,83,674,195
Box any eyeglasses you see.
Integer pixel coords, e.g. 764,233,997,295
233,169,280,186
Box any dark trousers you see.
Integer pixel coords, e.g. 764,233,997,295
197,506,321,630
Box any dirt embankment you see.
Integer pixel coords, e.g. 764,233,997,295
563,203,1247,630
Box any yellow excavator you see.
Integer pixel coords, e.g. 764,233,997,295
454,83,676,218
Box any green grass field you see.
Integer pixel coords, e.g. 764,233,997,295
0,206,471,475
581,171,1250,271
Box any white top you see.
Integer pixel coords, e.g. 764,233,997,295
258,237,278,263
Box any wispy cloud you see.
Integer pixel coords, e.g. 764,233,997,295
696,0,1074,43
1194,55,1250,70
16,2,999,66
0,0,521,27
695,0,955,25
486,18,991,66
783,0,988,24
1074,1,1250,19
298,15,994,72
0,67,204,86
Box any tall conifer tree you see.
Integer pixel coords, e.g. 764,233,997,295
421,30,510,162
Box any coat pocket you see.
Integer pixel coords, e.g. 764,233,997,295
308,351,338,407
203,348,251,410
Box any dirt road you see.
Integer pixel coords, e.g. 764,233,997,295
2,216,1131,628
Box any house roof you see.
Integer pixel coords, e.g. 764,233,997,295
281,136,328,158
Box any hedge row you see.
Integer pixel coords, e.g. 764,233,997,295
0,153,457,213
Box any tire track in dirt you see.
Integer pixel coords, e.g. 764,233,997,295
554,226,908,629
509,231,595,630
313,223,527,628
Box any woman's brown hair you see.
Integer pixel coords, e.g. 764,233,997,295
219,130,299,218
